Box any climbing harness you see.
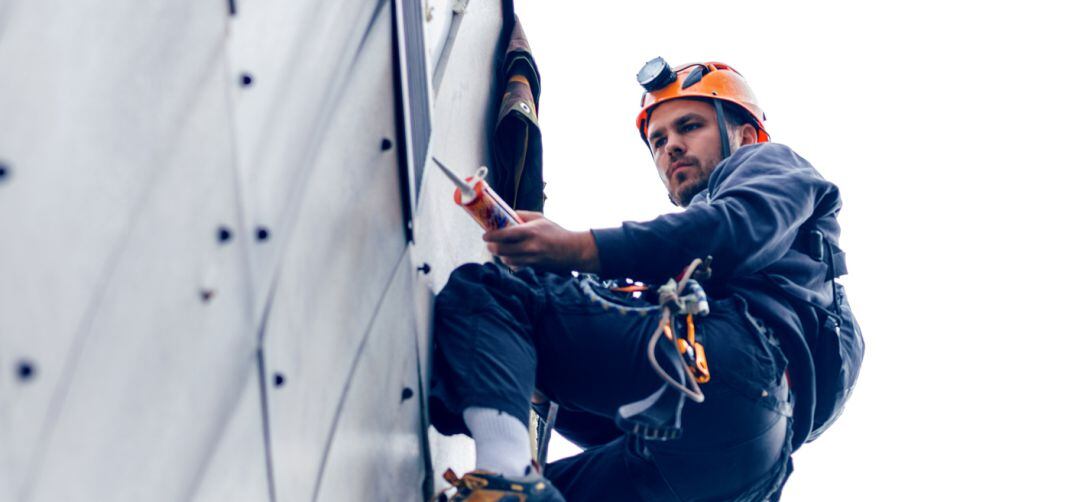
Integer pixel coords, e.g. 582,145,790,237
578,257,712,399
534,259,715,464
573,257,714,441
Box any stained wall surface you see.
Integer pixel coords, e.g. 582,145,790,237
0,0,507,499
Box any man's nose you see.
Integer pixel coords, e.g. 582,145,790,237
665,134,685,157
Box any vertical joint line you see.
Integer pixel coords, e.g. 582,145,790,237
257,348,278,502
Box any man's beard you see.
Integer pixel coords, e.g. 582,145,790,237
672,178,708,207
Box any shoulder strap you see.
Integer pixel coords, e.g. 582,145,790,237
796,229,847,280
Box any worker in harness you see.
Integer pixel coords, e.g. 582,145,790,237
430,57,863,501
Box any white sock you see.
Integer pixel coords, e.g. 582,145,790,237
463,407,533,477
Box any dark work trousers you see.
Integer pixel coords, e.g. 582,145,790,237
429,263,794,501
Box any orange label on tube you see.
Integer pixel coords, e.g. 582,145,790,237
453,177,524,232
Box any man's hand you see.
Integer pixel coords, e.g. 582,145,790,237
483,211,601,273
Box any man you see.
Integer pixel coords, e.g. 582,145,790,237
430,58,862,501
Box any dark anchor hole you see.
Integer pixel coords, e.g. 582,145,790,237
217,226,232,244
273,373,286,387
240,73,254,87
256,227,270,242
417,263,431,274
16,360,35,382
401,387,414,402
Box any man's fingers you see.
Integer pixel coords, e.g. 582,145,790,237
484,218,547,242
491,212,545,246
516,210,544,222
483,225,530,243
487,242,520,256
488,239,538,257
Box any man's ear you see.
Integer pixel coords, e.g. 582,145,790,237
737,124,758,147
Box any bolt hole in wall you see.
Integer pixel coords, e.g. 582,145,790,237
255,227,271,241
273,373,286,388
217,226,232,244
16,360,35,382
239,73,254,87
0,161,10,182
381,138,393,151
400,387,414,402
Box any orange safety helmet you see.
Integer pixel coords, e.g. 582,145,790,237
636,58,770,150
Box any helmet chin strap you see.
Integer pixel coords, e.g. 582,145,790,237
713,100,731,160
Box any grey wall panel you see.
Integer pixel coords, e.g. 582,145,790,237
0,2,255,500
413,0,504,299
254,3,410,501
409,0,507,483
16,102,256,501
314,254,424,501
189,366,271,502
225,0,389,311
0,0,513,499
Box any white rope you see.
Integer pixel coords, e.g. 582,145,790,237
645,258,706,403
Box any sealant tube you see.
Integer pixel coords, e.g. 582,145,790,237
434,158,524,232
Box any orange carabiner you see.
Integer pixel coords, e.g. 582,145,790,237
685,315,710,383
693,341,710,383
686,314,696,345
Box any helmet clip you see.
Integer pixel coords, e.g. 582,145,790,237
681,66,705,89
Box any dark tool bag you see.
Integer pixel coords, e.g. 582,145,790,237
794,229,865,442
808,280,863,441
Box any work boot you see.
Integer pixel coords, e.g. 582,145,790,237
436,467,565,502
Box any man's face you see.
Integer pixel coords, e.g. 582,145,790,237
646,99,723,207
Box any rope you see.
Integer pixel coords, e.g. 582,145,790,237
577,258,709,403
646,258,706,402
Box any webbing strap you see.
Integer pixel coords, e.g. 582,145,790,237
796,230,847,280
830,250,848,278
713,100,731,160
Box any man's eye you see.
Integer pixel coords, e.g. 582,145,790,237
682,123,700,132
652,137,666,149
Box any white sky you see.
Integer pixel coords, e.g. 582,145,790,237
515,1,1080,499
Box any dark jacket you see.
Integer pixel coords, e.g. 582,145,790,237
591,142,863,449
